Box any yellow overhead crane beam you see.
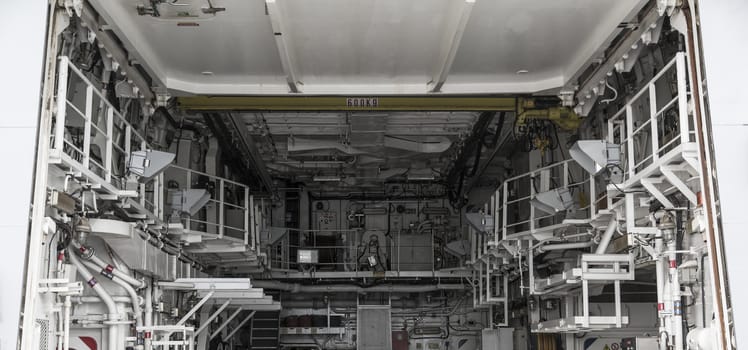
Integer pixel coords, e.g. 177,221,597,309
178,96,517,112
178,95,582,130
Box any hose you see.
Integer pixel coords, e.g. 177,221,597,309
71,240,145,288
81,260,143,329
69,247,119,350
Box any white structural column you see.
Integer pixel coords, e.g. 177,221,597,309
266,0,302,93
428,0,476,92
699,0,748,348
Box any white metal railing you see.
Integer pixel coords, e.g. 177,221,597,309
164,166,263,249
52,56,149,196
51,56,262,252
492,159,596,242
266,228,460,273
606,52,693,183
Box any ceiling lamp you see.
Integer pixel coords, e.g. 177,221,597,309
530,188,574,215
569,140,621,175
127,150,175,181
169,189,211,217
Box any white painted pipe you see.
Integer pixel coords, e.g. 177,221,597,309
71,296,133,304
595,217,618,254
63,296,71,350
57,302,64,350
536,242,592,253
69,248,119,350
250,281,466,293
668,238,684,350
655,232,667,350
72,241,145,288
144,282,153,350
81,260,143,329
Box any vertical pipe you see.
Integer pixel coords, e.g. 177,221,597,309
655,230,668,350
667,235,683,350
144,282,153,350
57,307,63,350
69,249,119,350
63,296,71,350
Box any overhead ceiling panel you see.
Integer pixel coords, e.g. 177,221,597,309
445,0,646,93
88,0,648,95
280,0,452,88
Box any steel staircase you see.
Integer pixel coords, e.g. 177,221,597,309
250,311,281,349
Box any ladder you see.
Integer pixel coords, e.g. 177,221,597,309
250,311,281,349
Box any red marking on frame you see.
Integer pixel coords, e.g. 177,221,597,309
80,336,97,350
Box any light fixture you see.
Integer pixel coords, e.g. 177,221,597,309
530,188,574,214
465,212,494,234
569,140,621,175
313,175,341,182
516,69,529,75
445,240,469,257
297,249,319,264
169,189,211,217
406,174,436,181
127,150,175,181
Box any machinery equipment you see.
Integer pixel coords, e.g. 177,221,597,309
3,1,739,350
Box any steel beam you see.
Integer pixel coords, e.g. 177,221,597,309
428,0,476,92
180,96,519,112
266,0,302,93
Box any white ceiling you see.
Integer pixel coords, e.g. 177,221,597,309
89,0,645,96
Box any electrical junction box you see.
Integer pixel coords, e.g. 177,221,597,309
621,337,658,350
297,249,319,264
317,211,337,230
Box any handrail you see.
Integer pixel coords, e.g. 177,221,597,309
51,56,264,255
